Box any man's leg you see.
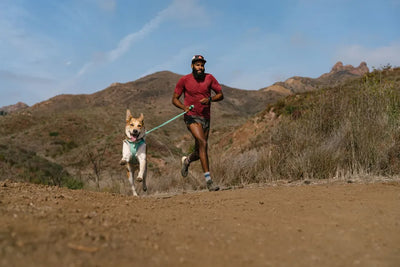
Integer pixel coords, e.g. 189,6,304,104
188,123,209,172
187,123,218,191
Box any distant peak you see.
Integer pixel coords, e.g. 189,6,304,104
110,82,122,87
321,61,369,77
358,61,367,68
332,61,344,71
330,61,369,75
0,102,29,113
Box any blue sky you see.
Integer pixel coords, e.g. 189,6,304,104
1,0,399,107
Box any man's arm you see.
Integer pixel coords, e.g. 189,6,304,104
200,91,224,105
200,74,224,104
172,92,190,112
211,91,224,102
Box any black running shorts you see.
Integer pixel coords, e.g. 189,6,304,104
184,115,210,130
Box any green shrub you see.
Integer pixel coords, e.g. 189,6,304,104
63,177,84,189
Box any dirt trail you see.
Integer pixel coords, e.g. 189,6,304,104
1,180,400,267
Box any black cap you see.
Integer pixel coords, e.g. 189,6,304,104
191,55,206,64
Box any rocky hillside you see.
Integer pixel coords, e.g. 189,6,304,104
218,62,371,152
218,66,400,159
0,102,29,115
260,61,369,95
0,62,378,193
0,71,279,192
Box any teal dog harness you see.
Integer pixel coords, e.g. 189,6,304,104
124,138,145,164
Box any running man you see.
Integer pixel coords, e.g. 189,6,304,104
172,55,224,191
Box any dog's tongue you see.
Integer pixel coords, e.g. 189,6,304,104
130,136,137,142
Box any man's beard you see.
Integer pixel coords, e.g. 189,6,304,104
192,68,206,80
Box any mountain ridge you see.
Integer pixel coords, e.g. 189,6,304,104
0,70,278,192
260,61,369,95
1,62,369,113
0,62,374,193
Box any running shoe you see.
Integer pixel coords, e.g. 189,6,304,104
206,180,220,191
181,156,189,177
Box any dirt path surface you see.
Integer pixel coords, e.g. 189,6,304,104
1,180,400,267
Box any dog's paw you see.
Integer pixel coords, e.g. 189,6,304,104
136,177,143,182
120,159,127,165
143,184,147,192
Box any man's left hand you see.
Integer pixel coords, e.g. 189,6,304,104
200,97,211,105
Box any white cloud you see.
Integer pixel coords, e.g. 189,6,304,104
0,70,57,107
106,15,162,62
140,45,203,77
78,0,205,76
0,70,55,85
0,1,59,77
77,62,94,77
335,42,400,68
223,68,287,90
97,0,116,12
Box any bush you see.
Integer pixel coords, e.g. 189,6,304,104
0,144,83,189
212,67,400,185
63,177,84,189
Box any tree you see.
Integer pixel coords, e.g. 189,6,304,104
86,143,109,190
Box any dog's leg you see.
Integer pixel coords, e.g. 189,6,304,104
142,167,147,192
126,163,138,196
136,144,147,192
136,144,147,181
120,141,132,165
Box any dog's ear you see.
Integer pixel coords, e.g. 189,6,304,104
126,109,132,121
139,113,144,123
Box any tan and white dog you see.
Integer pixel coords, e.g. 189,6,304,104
120,110,147,196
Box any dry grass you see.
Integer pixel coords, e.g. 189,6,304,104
106,67,400,193
210,67,400,186
2,68,400,194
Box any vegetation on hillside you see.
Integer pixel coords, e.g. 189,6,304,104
0,71,277,193
2,67,399,193
211,66,400,185
0,144,83,189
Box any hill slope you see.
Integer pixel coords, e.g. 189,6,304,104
2,63,390,193
260,61,369,95
0,102,29,115
0,71,278,192
215,66,400,185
